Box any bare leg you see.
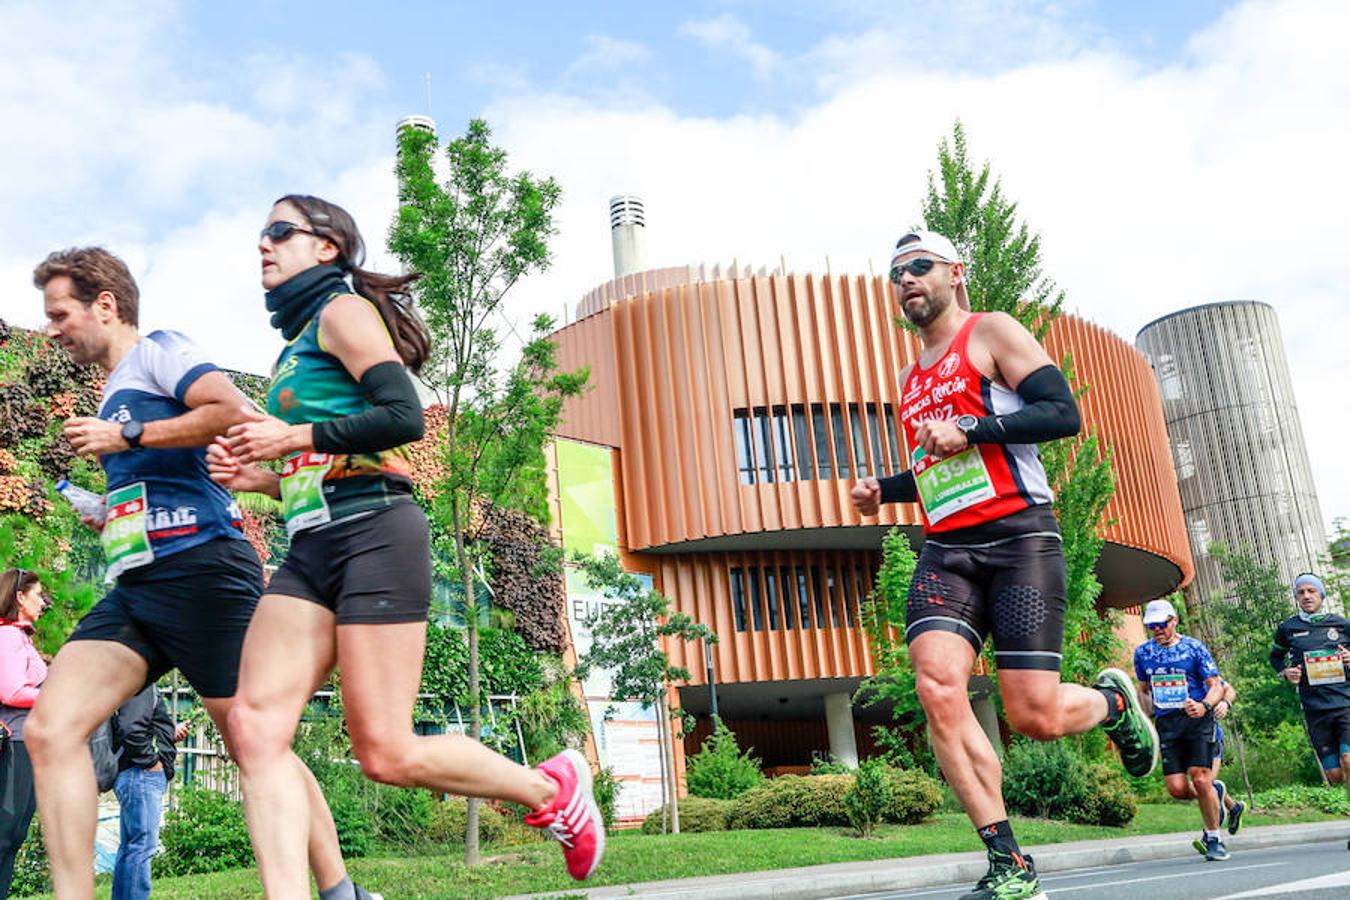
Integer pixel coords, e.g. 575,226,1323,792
337,621,555,806
999,669,1110,741
1189,766,1220,830
227,596,338,900
26,642,146,900
909,632,1005,827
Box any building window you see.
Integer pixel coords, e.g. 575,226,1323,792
730,567,747,631
830,406,851,479
791,405,815,480
771,406,794,482
752,408,774,484
884,405,905,471
795,566,812,628
748,568,765,631
848,403,870,478
734,412,756,485
811,403,833,480
866,402,887,476
779,565,797,629
764,567,781,630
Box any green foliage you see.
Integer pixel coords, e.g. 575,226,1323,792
920,121,1064,338
641,797,734,834
882,768,945,825
592,766,619,829
154,788,253,876
428,796,509,844
514,657,591,764
418,621,545,704
844,758,893,838
10,817,49,897
1235,719,1324,791
1252,784,1350,815
685,719,765,800
477,503,568,652
725,768,942,831
1002,740,1136,826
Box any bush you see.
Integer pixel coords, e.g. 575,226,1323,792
10,818,49,897
1003,740,1136,826
1238,721,1324,791
1253,784,1350,816
640,796,734,834
727,774,853,829
154,788,253,876
882,768,944,825
844,759,892,837
686,720,764,800
427,797,509,844
592,767,619,828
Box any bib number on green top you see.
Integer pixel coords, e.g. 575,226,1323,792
280,452,334,537
101,482,155,582
912,444,996,525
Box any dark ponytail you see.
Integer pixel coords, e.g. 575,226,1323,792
276,194,432,374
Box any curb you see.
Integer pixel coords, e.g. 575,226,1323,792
506,820,1350,899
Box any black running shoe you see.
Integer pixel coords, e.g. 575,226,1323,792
958,851,1046,900
1214,779,1227,828
1095,667,1159,777
1227,799,1245,835
1203,834,1230,862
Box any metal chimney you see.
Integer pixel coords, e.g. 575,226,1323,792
609,195,645,278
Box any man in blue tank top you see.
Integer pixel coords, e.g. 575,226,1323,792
25,248,376,900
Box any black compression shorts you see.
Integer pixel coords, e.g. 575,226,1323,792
1304,706,1350,771
67,538,262,698
1157,712,1218,776
904,505,1067,672
267,500,431,626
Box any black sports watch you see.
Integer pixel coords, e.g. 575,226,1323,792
1202,699,1214,712
121,420,145,449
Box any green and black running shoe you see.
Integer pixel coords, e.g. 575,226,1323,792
1096,667,1159,777
958,851,1046,900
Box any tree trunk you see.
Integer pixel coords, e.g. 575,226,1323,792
1229,724,1256,806
659,692,680,834
452,500,483,866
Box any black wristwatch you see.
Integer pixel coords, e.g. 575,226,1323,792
121,420,144,449
1202,699,1214,712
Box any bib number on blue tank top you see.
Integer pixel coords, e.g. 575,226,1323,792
912,445,996,525
1150,672,1188,711
101,482,155,582
280,452,334,537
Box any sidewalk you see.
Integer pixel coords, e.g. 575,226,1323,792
507,820,1350,900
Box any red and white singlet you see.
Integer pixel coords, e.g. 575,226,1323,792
900,313,1053,534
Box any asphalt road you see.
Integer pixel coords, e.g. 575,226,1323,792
835,838,1350,900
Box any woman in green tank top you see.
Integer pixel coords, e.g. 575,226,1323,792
206,195,604,895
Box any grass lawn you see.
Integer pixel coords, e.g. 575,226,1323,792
47,804,1341,900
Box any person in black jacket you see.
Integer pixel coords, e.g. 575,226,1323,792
109,685,186,900
1270,574,1350,816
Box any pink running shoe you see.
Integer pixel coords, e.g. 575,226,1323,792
524,748,606,880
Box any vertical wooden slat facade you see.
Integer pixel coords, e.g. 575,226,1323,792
551,272,1194,688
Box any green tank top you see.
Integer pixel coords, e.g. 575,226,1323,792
267,293,415,530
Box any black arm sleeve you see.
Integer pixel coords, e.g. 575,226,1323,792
311,361,425,454
964,364,1081,445
878,470,918,503
1269,625,1290,673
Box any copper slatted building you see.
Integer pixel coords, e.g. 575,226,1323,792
551,256,1194,771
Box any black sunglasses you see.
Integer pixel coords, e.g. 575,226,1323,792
1145,620,1171,631
260,221,324,243
889,258,939,283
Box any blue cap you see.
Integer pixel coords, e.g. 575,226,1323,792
1294,573,1326,599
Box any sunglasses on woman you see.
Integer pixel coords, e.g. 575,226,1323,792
889,257,938,283
260,221,323,243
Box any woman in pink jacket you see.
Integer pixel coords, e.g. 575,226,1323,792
0,569,49,896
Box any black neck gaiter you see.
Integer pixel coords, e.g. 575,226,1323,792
264,264,350,340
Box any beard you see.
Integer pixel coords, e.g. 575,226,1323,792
901,287,952,327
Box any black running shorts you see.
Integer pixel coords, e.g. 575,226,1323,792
267,500,431,626
1304,706,1350,771
904,505,1067,672
67,538,262,698
1157,712,1217,776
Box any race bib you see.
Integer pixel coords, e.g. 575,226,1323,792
279,452,335,537
912,445,996,525
1150,672,1188,710
1304,650,1346,686
101,482,155,581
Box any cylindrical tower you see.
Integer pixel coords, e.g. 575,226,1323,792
609,195,645,278
396,114,436,137
1137,301,1326,608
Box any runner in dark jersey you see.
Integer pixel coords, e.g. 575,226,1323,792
210,196,603,898
851,230,1156,900
1132,599,1230,861
1270,572,1350,849
26,248,365,900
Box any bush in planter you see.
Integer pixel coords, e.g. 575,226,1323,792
640,796,734,833
686,720,764,800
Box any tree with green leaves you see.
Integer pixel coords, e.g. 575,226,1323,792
574,552,716,834
388,118,587,865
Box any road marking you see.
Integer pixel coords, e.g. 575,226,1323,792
1215,869,1350,898
1046,862,1285,894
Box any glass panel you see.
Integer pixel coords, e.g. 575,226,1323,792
734,411,755,485
840,564,856,627
830,404,851,479
779,566,796,629
796,566,812,628
811,403,833,480
812,566,827,626
753,409,775,484
772,406,794,482
748,567,765,631
730,567,746,631
792,405,815,480
867,403,887,475
764,567,781,630
848,402,869,477
827,569,841,627
885,405,904,471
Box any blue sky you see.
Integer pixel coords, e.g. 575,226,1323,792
2,0,1348,529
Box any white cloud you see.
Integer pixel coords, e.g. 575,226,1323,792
566,35,651,77
678,14,779,80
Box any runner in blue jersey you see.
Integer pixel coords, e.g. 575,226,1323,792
1133,598,1230,861
24,248,375,900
